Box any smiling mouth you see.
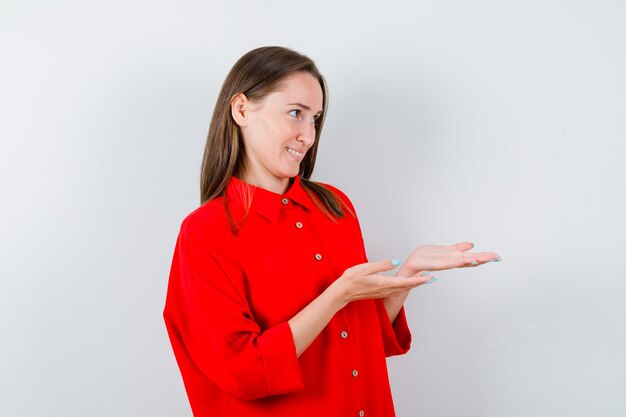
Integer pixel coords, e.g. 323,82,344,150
285,147,304,159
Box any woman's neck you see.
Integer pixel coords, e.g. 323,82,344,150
239,170,291,195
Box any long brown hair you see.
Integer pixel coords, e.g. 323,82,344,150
200,46,351,233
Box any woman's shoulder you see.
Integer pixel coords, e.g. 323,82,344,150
178,196,232,240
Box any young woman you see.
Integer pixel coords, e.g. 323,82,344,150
163,46,500,417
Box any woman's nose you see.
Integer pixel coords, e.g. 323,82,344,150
297,121,316,146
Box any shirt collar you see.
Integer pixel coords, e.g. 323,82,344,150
225,175,315,222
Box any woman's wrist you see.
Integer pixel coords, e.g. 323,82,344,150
327,277,350,310
396,263,419,277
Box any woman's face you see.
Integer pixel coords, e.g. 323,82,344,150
232,71,323,193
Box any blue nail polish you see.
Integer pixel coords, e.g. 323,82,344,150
493,257,502,262
391,259,401,266
423,271,431,276
470,261,479,266
424,277,438,284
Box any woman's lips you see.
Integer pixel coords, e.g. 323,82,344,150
286,147,304,161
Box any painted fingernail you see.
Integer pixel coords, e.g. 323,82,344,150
470,261,479,266
391,259,401,266
424,277,438,284
422,271,431,276
493,257,502,262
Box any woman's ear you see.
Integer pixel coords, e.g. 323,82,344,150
231,93,249,127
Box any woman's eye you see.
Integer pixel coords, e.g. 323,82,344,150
289,110,317,126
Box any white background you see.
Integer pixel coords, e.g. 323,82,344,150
1,1,625,416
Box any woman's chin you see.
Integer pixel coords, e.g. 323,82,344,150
277,166,300,179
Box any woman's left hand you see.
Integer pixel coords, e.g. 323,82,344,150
402,242,500,275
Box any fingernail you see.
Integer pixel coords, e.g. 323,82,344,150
391,259,401,266
493,257,502,262
422,271,431,276
470,261,479,266
424,277,438,284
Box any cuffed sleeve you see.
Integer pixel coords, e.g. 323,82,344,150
163,216,304,401
258,321,303,394
374,299,412,357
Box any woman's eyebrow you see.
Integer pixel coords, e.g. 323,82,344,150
287,102,323,115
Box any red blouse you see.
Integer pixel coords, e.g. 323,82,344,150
163,175,412,417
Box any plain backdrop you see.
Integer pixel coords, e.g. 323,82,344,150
1,1,625,416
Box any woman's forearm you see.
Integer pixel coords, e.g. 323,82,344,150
383,264,419,323
383,291,410,323
287,280,347,357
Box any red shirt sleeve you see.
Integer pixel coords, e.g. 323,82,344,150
374,299,412,357
163,213,304,401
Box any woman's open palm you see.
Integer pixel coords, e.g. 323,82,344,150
405,242,500,273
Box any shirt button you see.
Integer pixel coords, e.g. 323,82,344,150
314,253,322,261
359,410,365,417
282,198,289,205
340,331,348,339
295,221,303,229
352,369,359,377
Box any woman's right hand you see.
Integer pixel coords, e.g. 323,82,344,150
331,259,430,306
